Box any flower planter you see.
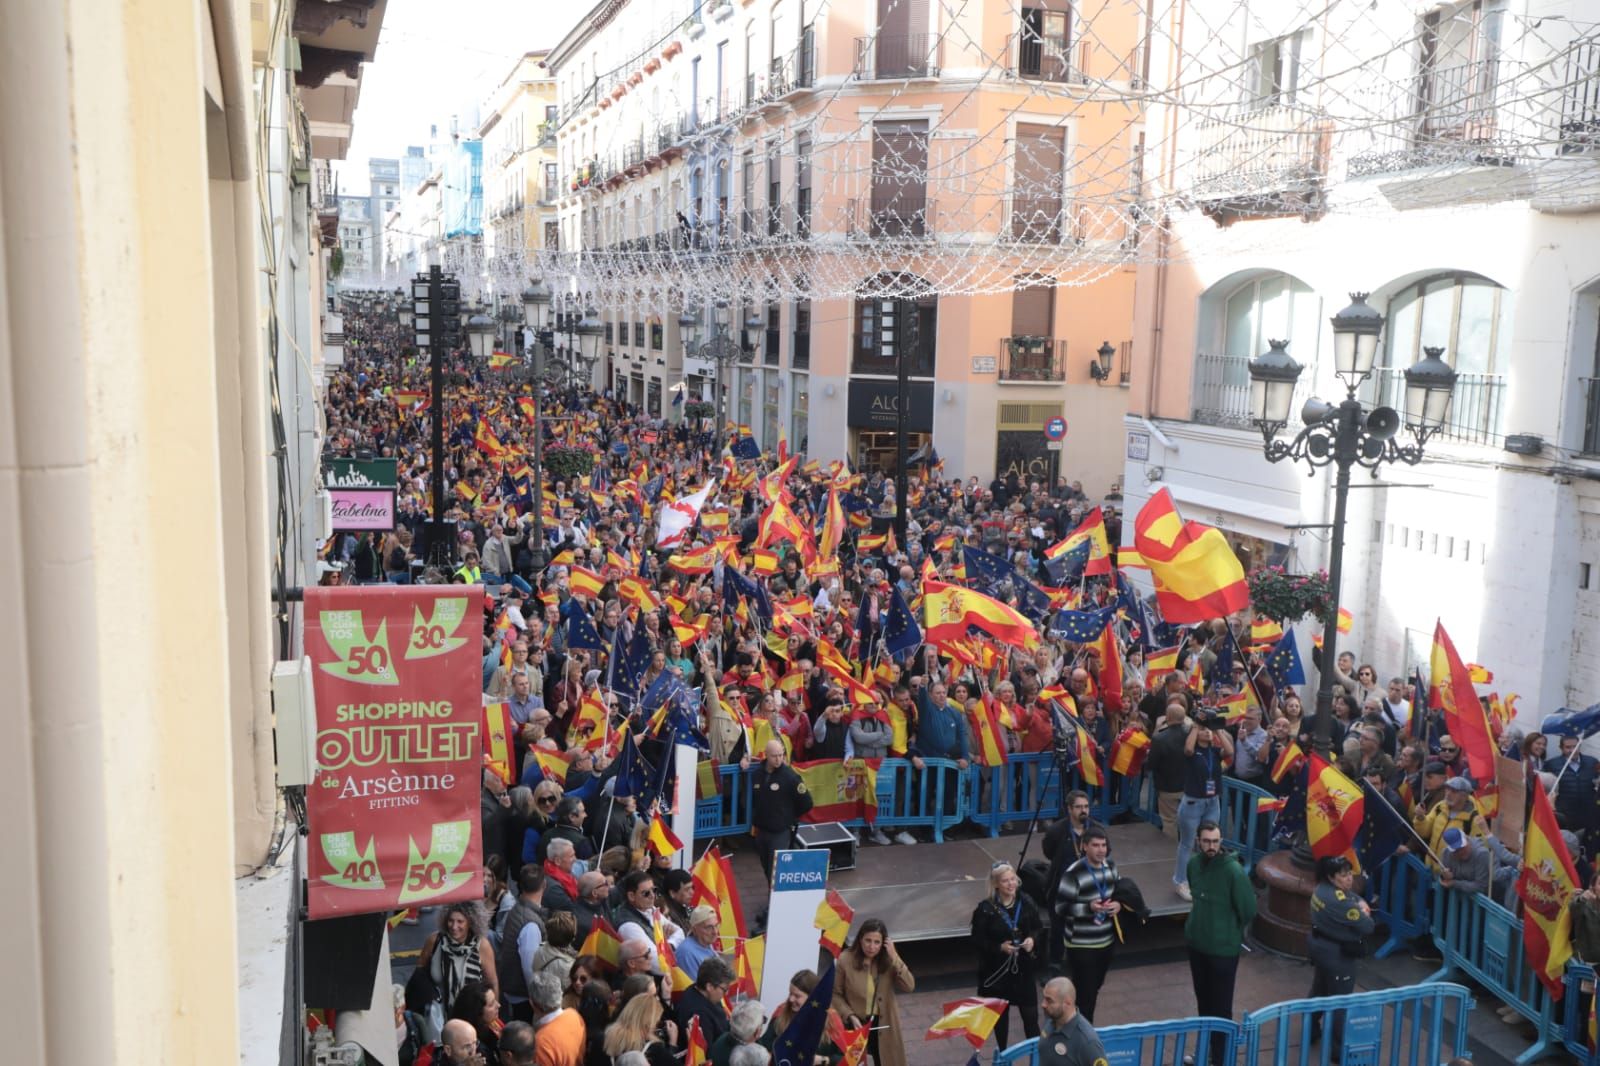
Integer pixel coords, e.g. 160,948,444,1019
662,41,682,60
643,58,661,74
628,73,643,87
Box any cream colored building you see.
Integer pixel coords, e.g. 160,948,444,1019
545,0,1146,494
1,0,394,1061
481,52,563,327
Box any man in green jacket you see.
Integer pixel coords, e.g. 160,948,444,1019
1184,820,1257,1065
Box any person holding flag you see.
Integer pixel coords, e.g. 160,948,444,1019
1173,711,1234,903
833,919,915,1066
761,971,848,1066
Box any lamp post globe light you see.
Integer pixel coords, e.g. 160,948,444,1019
466,312,496,359
575,309,603,390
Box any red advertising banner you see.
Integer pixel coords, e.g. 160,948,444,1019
304,585,485,919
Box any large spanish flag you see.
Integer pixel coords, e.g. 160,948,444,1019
1132,488,1249,623
795,758,881,825
966,700,1009,768
922,580,1039,648
1517,782,1579,999
1306,754,1364,871
691,846,749,953
1110,727,1150,777
1046,506,1113,575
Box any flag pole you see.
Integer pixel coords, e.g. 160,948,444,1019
1358,777,1444,867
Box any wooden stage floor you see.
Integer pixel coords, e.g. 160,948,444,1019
727,820,1189,942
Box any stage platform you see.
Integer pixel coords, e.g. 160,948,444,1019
727,820,1190,942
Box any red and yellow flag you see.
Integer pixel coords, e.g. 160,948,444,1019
827,1014,870,1066
1132,488,1249,623
922,580,1038,648
482,702,515,784
818,489,846,562
691,846,749,952
646,813,684,860
1074,717,1103,787
578,916,623,971
568,690,609,751
814,889,855,958
1271,741,1306,784
489,351,518,368
1110,727,1150,777
1517,781,1579,999
794,758,881,825
731,933,765,1000
966,700,1009,768
1306,754,1364,871
925,998,1008,1048
569,565,606,599
1046,506,1113,575
685,1017,709,1066
1091,622,1124,713
533,747,572,784
1144,644,1181,686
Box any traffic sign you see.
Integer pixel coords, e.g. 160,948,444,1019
1044,416,1067,440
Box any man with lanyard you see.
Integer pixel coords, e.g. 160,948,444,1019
1174,712,1233,903
1054,827,1121,1023
1036,976,1106,1066
1041,790,1105,974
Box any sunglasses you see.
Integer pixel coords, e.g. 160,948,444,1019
537,796,558,805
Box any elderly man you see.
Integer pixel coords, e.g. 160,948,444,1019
570,870,611,943
709,1000,768,1066
1439,827,1493,897
1406,776,1489,868
529,971,585,1066
542,838,581,915
497,1021,537,1066
434,1018,484,1064
1230,705,1271,786
675,904,724,982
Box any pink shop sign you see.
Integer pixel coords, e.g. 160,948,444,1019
329,488,396,531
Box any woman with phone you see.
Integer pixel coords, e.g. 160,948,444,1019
832,919,915,1066
970,862,1043,1048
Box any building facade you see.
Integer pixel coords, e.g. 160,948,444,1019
367,156,400,279
545,0,1144,492
1123,0,1600,717
336,193,374,279
480,53,562,339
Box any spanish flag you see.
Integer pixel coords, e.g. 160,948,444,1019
926,998,1008,1049
1517,778,1579,999
1144,644,1181,686
646,813,684,860
1091,621,1124,712
1132,488,1249,623
482,702,515,784
691,846,749,953
751,548,780,576
1046,506,1113,576
818,489,846,562
685,1017,709,1066
474,419,508,458
568,690,609,751
578,916,624,971
489,351,518,368
1110,727,1150,777
814,889,855,958
828,1015,870,1066
1271,740,1306,784
668,545,717,574
922,580,1038,648
569,565,606,599
393,388,428,409
533,748,572,784
731,933,765,1000
1305,754,1363,871
794,758,881,825
1074,717,1104,787
1249,616,1284,648
618,575,661,613
516,396,537,422
966,700,1009,768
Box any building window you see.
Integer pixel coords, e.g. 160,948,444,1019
741,150,755,235
634,321,646,347
765,305,781,365
870,121,929,237
650,319,663,350
1018,2,1073,82
1012,124,1066,241
1376,272,1510,443
853,273,937,377
795,134,812,237
791,372,809,452
793,295,811,370
767,141,782,236
1192,272,1320,428
763,369,781,447
1247,31,1306,109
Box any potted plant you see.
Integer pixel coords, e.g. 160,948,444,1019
1247,566,1334,625
544,444,596,480
684,400,715,420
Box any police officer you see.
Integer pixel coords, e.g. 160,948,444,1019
1306,855,1375,1046
1036,976,1106,1066
750,739,812,881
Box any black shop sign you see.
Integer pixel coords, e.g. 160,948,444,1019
996,430,1058,484
847,379,934,432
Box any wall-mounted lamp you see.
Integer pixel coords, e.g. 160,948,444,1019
1089,341,1115,382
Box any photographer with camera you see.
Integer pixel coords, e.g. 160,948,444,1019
1172,709,1233,903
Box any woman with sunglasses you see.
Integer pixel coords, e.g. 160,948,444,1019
970,862,1043,1049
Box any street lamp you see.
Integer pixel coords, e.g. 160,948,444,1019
575,310,603,391
1246,292,1458,766
466,312,496,358
1089,340,1116,382
683,300,743,457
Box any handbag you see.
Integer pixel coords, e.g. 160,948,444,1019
404,963,445,1043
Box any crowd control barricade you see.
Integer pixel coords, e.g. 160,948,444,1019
870,756,966,842
1562,962,1599,1064
695,762,753,837
992,1016,1242,1066
1428,884,1561,1063
1242,981,1474,1066
1219,777,1276,872
1371,852,1433,959
967,754,1063,836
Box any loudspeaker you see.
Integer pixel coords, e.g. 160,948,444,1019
303,911,388,1010
1366,406,1400,441
1301,398,1334,425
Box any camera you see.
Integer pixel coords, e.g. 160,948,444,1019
1195,709,1224,730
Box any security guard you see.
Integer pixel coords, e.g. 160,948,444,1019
750,738,812,882
1306,855,1375,1045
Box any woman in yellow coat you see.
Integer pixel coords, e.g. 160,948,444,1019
832,919,916,1066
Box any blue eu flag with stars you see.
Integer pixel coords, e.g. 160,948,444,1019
1265,629,1306,687
771,961,836,1066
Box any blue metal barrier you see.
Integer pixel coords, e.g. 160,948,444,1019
994,1016,1241,1066
1562,962,1599,1064
967,754,1062,836
1125,769,1162,827
1219,777,1275,871
1243,981,1473,1066
1428,884,1561,1063
694,763,753,836
1371,852,1433,959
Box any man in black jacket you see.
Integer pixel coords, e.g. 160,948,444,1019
1042,790,1106,973
1146,701,1192,840
676,957,736,1046
750,739,814,881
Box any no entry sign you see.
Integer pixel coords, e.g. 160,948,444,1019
1044,416,1067,440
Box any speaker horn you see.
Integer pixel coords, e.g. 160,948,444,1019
1366,406,1400,441
1300,397,1334,425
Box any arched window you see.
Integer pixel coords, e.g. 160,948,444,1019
1376,272,1511,444
1193,271,1319,427
853,273,937,377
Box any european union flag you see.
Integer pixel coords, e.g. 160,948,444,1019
724,565,773,624
731,435,761,460
610,730,652,799
1265,629,1306,687
1208,633,1235,689
1044,538,1091,585
839,493,872,514
884,586,923,657
961,544,1015,590
642,474,664,504
1049,606,1117,643
1542,703,1600,739
1357,779,1408,878
639,671,683,718
1270,764,1309,848
1014,576,1054,625
771,961,836,1066
565,605,605,651
610,624,654,700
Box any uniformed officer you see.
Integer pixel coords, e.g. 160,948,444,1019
1036,976,1107,1066
750,739,813,881
1306,855,1375,1046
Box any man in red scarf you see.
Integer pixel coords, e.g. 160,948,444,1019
542,837,581,913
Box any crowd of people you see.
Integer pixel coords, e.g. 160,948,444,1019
322,301,1589,1066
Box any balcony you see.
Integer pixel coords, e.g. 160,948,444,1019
1000,336,1065,382
1189,104,1328,214
1559,37,1600,154
1374,367,1504,447
1015,36,1085,83
1002,195,1071,243
854,34,941,80
1192,353,1310,429
1349,59,1511,176
1583,378,1600,455
848,197,936,239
